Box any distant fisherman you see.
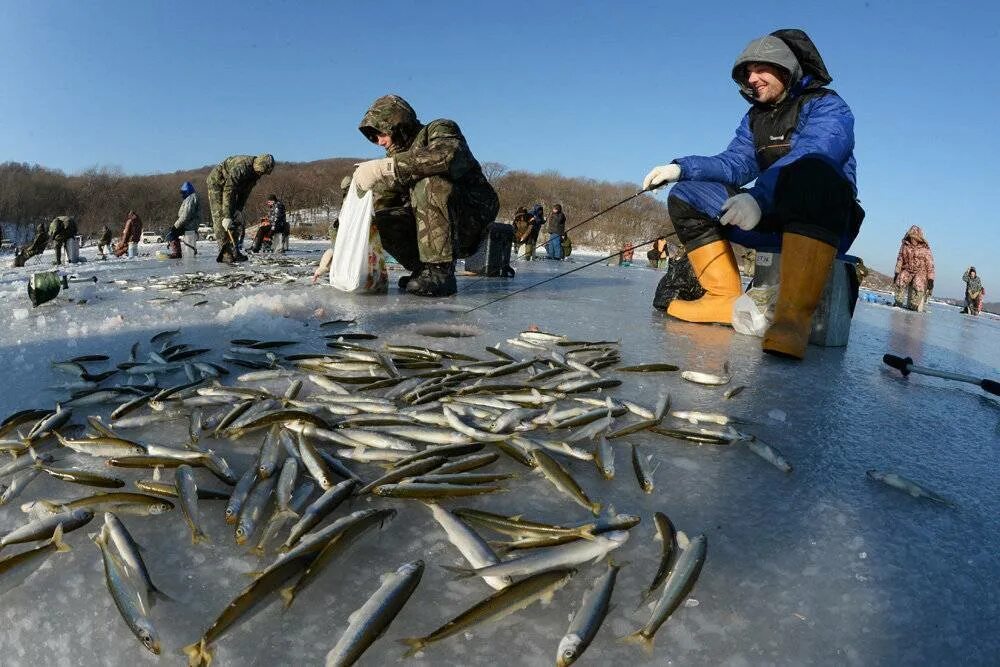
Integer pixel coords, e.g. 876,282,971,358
164,181,201,259
13,221,48,267
97,224,113,260
115,210,142,258
206,153,274,263
352,94,499,296
48,215,77,266
642,29,864,360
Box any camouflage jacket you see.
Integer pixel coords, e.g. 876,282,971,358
176,192,201,231
360,95,498,222
209,156,264,219
49,215,75,241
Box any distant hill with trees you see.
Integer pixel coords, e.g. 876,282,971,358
0,159,673,253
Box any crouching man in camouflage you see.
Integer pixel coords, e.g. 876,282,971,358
206,154,274,263
353,95,499,297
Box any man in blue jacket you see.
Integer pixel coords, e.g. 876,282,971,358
642,29,863,359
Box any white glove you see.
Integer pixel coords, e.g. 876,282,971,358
642,163,682,191
353,158,396,193
222,218,232,230
720,193,761,231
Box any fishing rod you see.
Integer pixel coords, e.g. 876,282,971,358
532,188,653,252
463,231,678,314
882,354,1000,396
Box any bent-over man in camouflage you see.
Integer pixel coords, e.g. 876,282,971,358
353,95,499,296
206,154,274,263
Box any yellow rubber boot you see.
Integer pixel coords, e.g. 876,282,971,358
762,233,838,360
667,240,742,324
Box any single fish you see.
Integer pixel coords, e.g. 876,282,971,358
0,524,70,597
136,479,229,500
744,436,793,473
866,469,952,505
372,482,504,499
490,514,640,555
54,433,146,458
256,427,282,479
557,560,622,666
182,552,315,667
324,560,424,667
639,512,679,603
280,508,396,608
0,508,93,552
630,444,655,494
400,569,575,657
357,456,447,495
236,477,276,545
445,531,628,581
93,526,161,654
175,465,209,544
0,469,41,506
452,508,598,541
103,512,170,614
624,533,707,653
298,433,336,490
426,503,510,590
617,363,679,373
680,365,731,386
281,479,356,551
226,466,258,524
27,492,173,516
431,452,499,475
594,437,615,480
36,463,126,489
532,449,601,515
723,385,746,399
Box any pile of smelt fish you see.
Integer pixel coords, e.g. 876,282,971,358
0,326,794,666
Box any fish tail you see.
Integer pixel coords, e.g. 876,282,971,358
181,639,213,667
440,564,477,579
279,586,296,609
274,509,299,523
578,526,597,541
151,584,174,604
621,630,654,655
590,501,602,516
399,638,426,658
191,530,210,545
51,524,71,553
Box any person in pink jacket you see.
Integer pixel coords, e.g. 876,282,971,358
893,225,935,312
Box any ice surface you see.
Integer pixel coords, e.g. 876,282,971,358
0,240,998,665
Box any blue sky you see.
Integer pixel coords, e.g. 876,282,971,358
1,0,997,298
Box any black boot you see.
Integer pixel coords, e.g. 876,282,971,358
397,263,425,290
167,239,182,259
405,262,457,297
217,244,235,263
233,249,248,263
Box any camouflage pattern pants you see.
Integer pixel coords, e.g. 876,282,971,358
375,175,477,269
206,172,244,249
894,283,927,312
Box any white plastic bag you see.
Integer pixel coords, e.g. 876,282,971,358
732,284,778,337
329,178,387,293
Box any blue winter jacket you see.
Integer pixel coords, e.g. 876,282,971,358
674,84,857,214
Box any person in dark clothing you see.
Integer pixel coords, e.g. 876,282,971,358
48,216,77,265
642,28,862,360
522,204,544,261
353,95,500,296
251,194,287,253
512,207,533,258
13,222,48,267
97,224,114,260
546,204,566,260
